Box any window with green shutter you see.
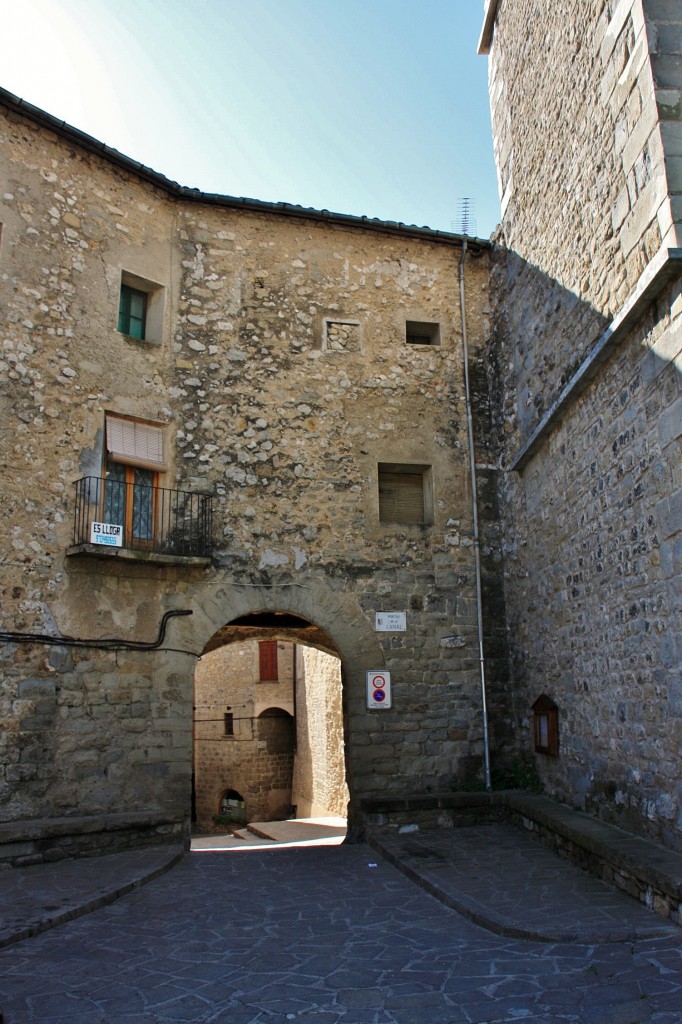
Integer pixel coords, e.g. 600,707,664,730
116,271,165,345
118,284,148,340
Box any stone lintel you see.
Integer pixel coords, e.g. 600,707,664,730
510,247,682,472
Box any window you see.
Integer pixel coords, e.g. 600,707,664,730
103,416,167,548
224,712,234,737
532,695,559,756
406,320,440,346
378,463,433,525
259,640,279,682
117,271,164,345
118,284,147,340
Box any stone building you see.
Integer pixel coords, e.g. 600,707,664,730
0,86,499,861
479,0,682,849
2,0,681,865
193,639,347,829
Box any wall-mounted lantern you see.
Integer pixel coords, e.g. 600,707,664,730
532,694,559,756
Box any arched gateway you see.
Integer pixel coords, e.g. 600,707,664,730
186,579,386,838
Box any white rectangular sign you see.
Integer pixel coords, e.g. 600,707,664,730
90,522,123,547
375,611,406,632
367,670,392,709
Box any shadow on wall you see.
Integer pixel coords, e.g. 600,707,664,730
489,248,611,444
486,242,682,849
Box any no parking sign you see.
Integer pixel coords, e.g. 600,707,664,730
366,670,392,709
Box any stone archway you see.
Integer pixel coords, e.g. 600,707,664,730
180,579,387,833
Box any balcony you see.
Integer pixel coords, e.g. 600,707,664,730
67,476,213,566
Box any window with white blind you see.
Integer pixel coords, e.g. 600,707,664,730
378,463,433,525
105,416,167,471
103,416,166,546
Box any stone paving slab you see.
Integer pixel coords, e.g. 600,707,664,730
2,843,682,1024
0,844,183,949
370,824,680,943
244,816,347,845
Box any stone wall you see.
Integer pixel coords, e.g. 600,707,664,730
648,0,682,243
486,0,677,440
0,95,498,845
291,645,348,819
193,640,293,829
483,0,682,847
193,640,347,829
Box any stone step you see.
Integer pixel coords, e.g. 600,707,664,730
231,828,263,842
244,817,347,844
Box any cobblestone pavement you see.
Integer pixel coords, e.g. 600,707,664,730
0,846,183,950
371,824,678,943
2,836,682,1024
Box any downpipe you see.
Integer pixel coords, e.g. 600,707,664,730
458,238,492,791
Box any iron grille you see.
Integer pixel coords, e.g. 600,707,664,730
73,476,213,558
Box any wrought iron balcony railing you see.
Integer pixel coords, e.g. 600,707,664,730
72,476,213,559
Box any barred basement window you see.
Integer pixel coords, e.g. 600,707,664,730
406,320,440,346
378,463,433,525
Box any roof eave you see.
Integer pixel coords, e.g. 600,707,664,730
0,86,489,251
478,0,500,56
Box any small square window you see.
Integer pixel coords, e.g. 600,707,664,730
406,320,440,346
323,318,361,353
378,463,433,525
117,271,164,345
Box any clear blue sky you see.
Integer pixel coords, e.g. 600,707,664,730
4,0,500,238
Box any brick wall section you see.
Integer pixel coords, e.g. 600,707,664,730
193,641,294,828
484,0,682,848
193,640,347,828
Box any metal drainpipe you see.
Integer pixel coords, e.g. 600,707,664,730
458,237,492,791
292,643,298,753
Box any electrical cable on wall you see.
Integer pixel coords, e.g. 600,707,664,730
0,609,197,655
